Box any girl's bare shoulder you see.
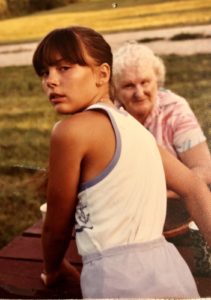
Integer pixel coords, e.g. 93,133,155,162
50,110,111,147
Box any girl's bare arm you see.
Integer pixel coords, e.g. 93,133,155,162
42,117,86,276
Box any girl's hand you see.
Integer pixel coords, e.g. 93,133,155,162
41,258,80,287
41,270,60,287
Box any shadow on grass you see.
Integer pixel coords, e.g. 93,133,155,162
0,167,46,249
137,33,211,43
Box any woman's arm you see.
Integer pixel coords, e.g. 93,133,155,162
158,145,211,247
179,142,211,184
166,142,211,198
169,95,211,184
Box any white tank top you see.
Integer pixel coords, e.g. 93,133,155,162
75,103,167,256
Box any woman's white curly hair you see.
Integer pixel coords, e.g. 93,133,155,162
112,41,166,87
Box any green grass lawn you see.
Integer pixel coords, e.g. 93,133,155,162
0,0,211,44
0,53,211,248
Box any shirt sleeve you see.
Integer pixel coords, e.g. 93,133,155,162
171,96,206,153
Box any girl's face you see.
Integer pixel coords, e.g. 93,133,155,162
115,65,158,124
41,56,101,114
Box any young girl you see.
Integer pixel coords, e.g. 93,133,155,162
32,26,211,298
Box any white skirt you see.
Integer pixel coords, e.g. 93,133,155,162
80,236,199,298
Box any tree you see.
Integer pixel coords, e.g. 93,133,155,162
0,0,9,18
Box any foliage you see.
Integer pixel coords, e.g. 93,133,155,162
0,0,8,18
0,0,77,19
27,0,77,11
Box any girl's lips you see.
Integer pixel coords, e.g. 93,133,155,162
49,93,66,103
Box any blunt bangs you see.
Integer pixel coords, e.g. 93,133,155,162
33,28,87,76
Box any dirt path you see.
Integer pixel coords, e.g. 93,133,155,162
0,24,211,67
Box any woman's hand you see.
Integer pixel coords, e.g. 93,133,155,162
61,258,81,281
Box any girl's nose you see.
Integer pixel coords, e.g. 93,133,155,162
45,69,59,87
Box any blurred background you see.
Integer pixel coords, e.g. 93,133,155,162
0,0,211,248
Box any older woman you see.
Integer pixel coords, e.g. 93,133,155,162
113,42,211,191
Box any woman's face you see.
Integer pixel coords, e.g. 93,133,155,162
41,56,101,114
115,65,158,124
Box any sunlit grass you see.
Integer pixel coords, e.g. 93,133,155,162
0,0,210,44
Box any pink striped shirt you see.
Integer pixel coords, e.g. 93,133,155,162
144,89,206,157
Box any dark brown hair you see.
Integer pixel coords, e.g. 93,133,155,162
32,26,113,81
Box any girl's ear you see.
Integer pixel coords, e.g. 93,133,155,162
96,63,110,87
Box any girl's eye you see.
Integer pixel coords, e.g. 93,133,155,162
40,70,49,78
59,66,71,71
